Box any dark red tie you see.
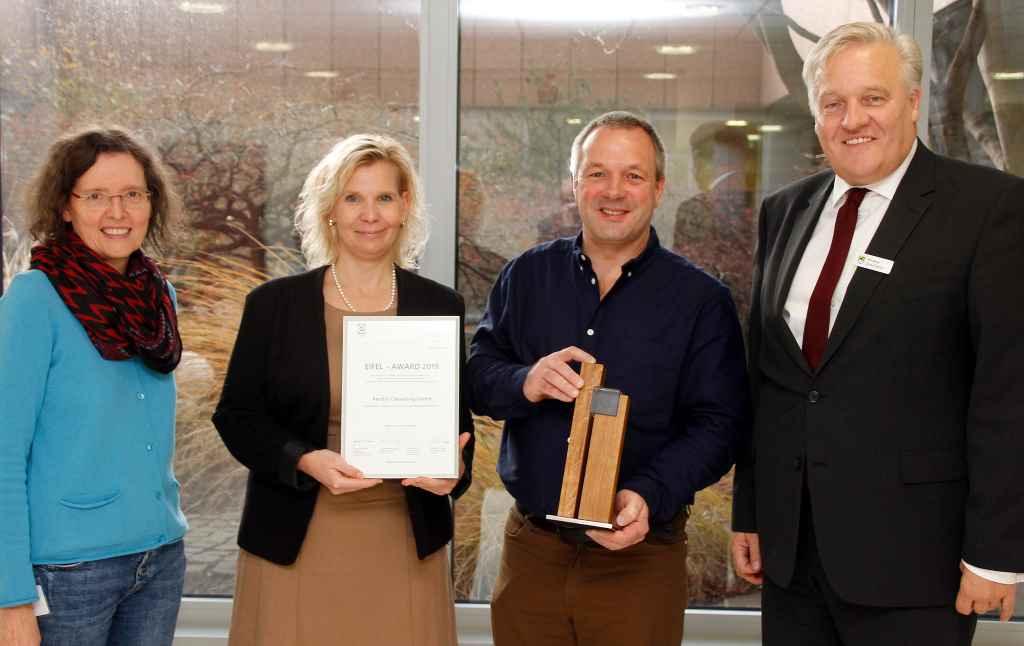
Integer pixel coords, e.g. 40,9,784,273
802,187,868,371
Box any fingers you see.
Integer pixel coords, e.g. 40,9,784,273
526,363,582,402
297,449,383,494
955,582,973,616
457,432,471,478
745,533,762,573
557,346,597,365
955,571,1017,619
588,490,649,550
326,475,382,495
403,434,469,494
731,533,764,585
323,453,378,493
401,476,458,496
299,449,365,480
321,450,365,478
586,521,646,550
333,457,365,480
614,491,644,527
523,346,597,403
999,594,1015,622
956,591,992,617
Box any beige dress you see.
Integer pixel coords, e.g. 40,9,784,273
228,301,457,646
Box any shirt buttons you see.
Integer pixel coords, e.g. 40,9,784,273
586,328,595,336
154,491,162,500
590,277,596,285
146,444,153,452
808,390,820,403
627,271,632,277
581,254,587,261
137,392,146,400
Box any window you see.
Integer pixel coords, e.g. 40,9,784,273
2,0,1020,638
454,0,895,609
931,0,1024,619
1,0,420,597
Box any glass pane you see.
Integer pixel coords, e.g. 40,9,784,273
931,0,1024,619
1,0,419,597
455,0,893,608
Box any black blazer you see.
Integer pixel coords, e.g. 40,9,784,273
213,265,474,564
733,143,1024,607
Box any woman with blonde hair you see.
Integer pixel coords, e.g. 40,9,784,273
214,133,473,645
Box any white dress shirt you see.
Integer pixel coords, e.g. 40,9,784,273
784,141,916,343
782,140,1022,586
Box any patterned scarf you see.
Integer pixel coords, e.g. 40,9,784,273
30,233,182,374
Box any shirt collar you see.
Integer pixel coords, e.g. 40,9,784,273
572,226,662,273
828,138,918,208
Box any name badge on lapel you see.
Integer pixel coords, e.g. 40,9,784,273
856,253,894,275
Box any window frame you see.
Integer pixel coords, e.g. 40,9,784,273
0,0,1013,641
172,597,1024,644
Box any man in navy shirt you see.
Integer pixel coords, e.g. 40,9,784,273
469,111,751,646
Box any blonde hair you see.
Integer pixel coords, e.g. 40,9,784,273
295,134,428,269
803,22,922,120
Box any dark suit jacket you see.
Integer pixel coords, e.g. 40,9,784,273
213,265,474,564
733,143,1024,607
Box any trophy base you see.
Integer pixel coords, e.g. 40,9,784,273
544,514,613,530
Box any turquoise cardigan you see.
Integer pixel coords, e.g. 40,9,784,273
0,270,187,608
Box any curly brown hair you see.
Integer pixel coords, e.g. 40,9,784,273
26,126,181,253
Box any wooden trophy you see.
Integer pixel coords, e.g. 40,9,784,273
545,363,630,529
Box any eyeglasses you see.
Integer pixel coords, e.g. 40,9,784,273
71,190,151,211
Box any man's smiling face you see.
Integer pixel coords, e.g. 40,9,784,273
814,41,920,185
573,126,664,251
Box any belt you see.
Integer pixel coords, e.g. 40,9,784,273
516,503,594,545
516,502,689,547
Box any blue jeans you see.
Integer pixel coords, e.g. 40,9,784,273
33,540,186,646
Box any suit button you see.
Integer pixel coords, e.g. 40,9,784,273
808,390,820,403
793,457,804,471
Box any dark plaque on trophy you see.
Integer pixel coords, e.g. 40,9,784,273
546,362,630,529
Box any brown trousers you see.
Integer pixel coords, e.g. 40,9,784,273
491,506,688,646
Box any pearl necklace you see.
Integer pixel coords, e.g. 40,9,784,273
330,263,396,312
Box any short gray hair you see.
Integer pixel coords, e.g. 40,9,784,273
802,22,922,119
294,133,428,270
569,111,666,181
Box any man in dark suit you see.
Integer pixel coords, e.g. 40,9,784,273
731,22,1023,645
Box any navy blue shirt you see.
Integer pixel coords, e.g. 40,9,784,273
468,229,751,526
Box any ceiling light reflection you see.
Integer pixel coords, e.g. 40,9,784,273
462,1,720,23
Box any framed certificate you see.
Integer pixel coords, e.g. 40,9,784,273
341,315,460,478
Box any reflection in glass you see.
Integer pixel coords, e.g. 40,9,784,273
2,0,420,596
455,0,893,608
931,0,1023,618
930,0,1024,176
